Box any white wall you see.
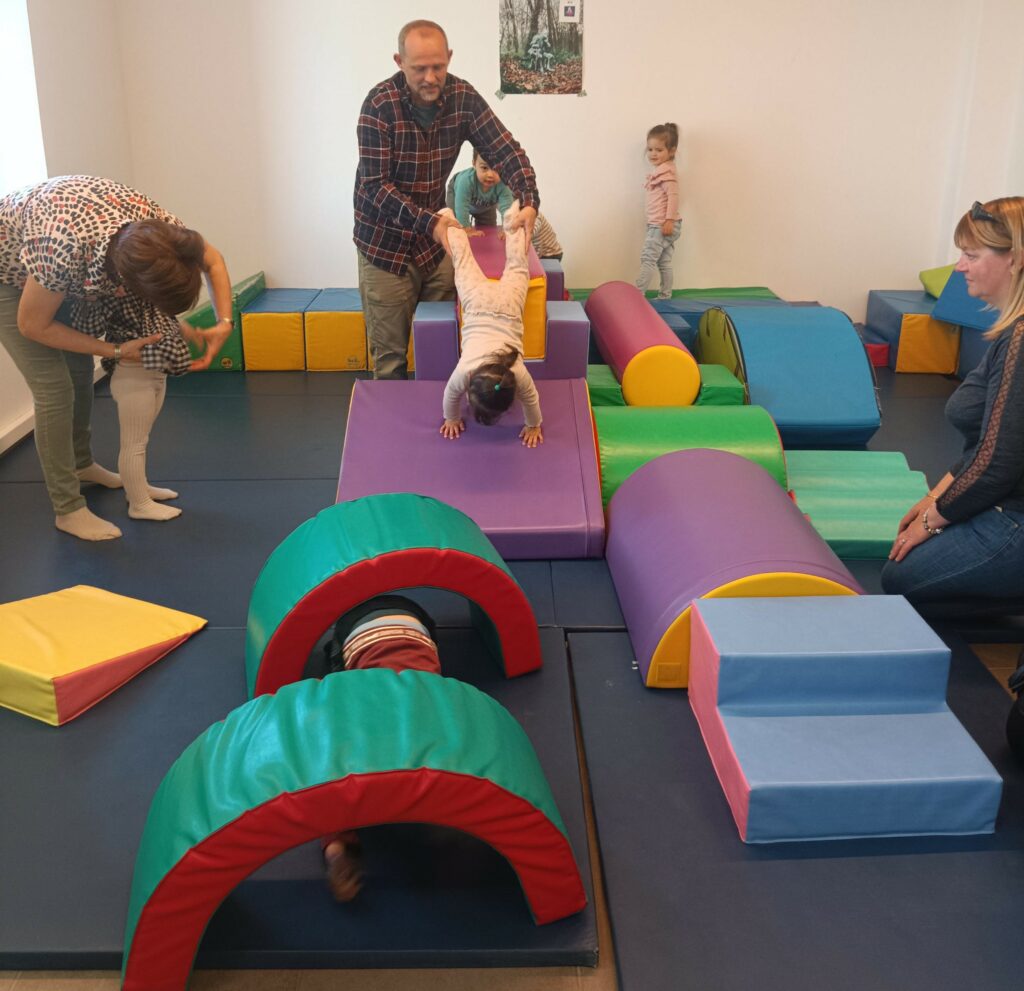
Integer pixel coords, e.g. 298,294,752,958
99,0,1024,321
12,0,1024,320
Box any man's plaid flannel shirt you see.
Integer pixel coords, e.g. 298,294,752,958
353,71,539,276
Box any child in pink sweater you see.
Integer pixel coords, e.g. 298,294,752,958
636,122,681,300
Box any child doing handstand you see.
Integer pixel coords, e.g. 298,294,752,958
439,200,544,448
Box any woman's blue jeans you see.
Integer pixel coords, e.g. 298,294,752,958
880,506,1024,603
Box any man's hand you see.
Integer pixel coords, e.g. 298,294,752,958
440,418,465,439
508,205,537,243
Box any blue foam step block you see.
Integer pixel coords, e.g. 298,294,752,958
307,288,362,312
933,270,999,332
689,596,1003,842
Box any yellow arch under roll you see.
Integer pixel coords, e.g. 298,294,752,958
645,573,859,688
621,345,701,406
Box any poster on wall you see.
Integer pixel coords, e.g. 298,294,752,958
499,0,584,95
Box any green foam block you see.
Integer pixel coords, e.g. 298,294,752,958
787,450,929,559
696,364,746,406
593,405,786,505
586,365,625,407
183,271,266,371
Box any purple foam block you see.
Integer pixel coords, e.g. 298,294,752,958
412,302,589,382
337,379,604,559
605,449,862,686
542,258,565,302
530,301,589,380
412,302,461,381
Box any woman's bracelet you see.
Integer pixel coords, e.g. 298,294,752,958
112,343,121,362
922,508,945,536
217,315,232,326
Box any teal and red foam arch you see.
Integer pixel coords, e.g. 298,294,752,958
121,670,587,990
245,492,542,697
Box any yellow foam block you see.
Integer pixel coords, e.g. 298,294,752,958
0,586,206,725
305,311,367,370
622,346,701,406
522,276,547,359
241,312,306,370
895,314,960,374
645,573,858,688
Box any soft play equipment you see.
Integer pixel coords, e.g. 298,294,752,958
541,257,564,302
584,282,701,406
933,269,1000,331
920,264,955,298
593,405,786,505
787,449,929,558
412,299,589,381
864,289,960,373
304,288,367,370
465,226,547,358
695,363,745,405
337,380,605,559
0,586,205,726
697,305,881,445
605,450,861,688
121,670,587,990
586,365,626,406
688,595,1002,842
183,270,266,371
246,493,542,697
240,288,319,371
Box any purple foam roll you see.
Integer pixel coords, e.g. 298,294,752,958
605,449,862,688
584,282,700,406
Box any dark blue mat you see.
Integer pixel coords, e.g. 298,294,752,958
551,560,624,630
0,479,338,627
571,630,1024,991
0,393,349,482
0,627,596,969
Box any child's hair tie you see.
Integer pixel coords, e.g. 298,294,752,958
494,383,501,391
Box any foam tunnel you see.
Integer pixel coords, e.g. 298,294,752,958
593,405,786,505
605,449,862,688
584,281,701,406
121,670,588,990
246,493,542,697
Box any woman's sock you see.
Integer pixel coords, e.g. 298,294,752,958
55,506,121,541
76,463,122,488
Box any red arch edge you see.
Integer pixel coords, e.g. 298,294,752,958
122,768,588,991
253,548,542,696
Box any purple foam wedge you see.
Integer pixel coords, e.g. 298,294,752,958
337,379,604,559
605,449,862,688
